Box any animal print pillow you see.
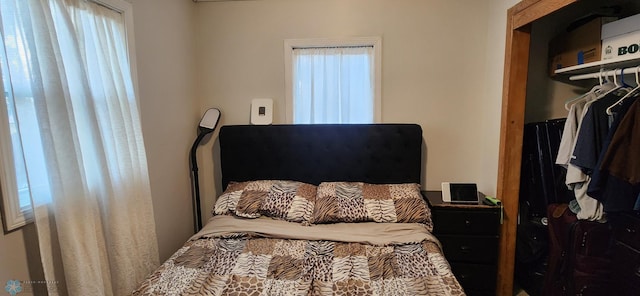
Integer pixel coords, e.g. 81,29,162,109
213,180,316,223
311,182,433,230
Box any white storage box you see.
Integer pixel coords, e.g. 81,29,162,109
602,13,640,61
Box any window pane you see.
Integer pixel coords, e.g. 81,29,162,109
0,4,51,210
5,95,31,209
1,32,31,210
292,46,374,124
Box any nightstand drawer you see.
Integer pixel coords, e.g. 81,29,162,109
438,235,499,263
432,209,500,235
450,262,497,295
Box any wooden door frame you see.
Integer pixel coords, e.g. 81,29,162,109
496,0,578,295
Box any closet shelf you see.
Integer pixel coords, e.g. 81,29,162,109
551,56,640,85
554,56,640,76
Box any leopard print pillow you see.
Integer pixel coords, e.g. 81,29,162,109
213,180,316,223
311,182,433,230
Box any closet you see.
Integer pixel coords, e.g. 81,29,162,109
497,0,640,295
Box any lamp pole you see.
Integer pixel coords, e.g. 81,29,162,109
189,108,220,233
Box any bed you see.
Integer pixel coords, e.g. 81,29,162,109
133,124,465,296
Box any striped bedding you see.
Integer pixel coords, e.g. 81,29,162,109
132,216,465,296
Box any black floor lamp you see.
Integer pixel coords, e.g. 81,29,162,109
189,108,221,233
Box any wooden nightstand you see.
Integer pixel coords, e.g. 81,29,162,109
422,190,501,296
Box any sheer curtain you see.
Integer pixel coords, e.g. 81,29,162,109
0,0,159,295
292,46,374,124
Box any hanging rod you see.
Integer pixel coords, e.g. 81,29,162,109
569,67,640,81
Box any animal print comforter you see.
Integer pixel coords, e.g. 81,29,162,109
132,216,465,296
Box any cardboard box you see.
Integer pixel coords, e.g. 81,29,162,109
549,17,617,75
602,13,640,61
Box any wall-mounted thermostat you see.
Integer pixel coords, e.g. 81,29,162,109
251,98,273,125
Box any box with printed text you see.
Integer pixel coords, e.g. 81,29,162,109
601,13,640,61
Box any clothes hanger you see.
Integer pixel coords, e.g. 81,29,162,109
596,67,624,100
606,66,640,115
620,67,633,88
564,69,607,111
597,68,604,86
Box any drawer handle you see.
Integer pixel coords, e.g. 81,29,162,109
460,246,472,254
464,220,471,227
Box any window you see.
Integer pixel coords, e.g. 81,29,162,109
0,0,136,232
0,7,44,230
284,37,381,124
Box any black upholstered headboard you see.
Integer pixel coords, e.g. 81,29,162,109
219,124,423,189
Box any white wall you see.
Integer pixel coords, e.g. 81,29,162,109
0,224,43,293
132,0,199,261
0,230,30,281
479,0,522,196
194,0,506,216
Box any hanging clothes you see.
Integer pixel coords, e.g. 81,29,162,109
556,82,619,221
601,97,640,183
570,90,632,221
587,93,640,212
595,97,640,211
556,82,615,168
571,93,625,172
556,67,640,217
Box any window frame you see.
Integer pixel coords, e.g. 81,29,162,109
0,0,139,233
0,89,31,231
283,37,382,124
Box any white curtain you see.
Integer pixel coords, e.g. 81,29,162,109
0,0,159,295
292,46,374,124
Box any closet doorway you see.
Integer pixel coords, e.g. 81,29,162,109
498,0,640,295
